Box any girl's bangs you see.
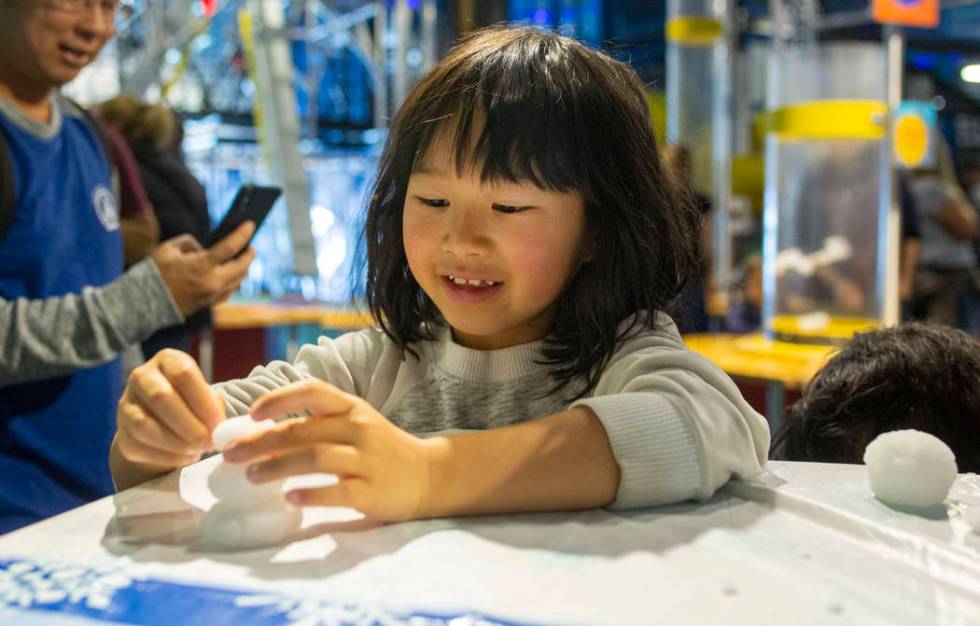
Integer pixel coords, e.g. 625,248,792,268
408,55,588,194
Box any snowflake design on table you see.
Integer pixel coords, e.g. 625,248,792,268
0,559,136,611
0,558,535,626
236,593,509,626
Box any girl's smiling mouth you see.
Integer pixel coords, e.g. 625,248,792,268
441,275,504,303
446,275,499,287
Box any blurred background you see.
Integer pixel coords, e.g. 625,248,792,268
65,1,980,404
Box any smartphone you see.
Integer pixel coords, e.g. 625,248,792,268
206,184,282,253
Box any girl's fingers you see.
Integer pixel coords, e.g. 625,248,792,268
250,379,356,421
132,367,210,447
158,350,224,431
223,414,357,463
120,402,197,455
116,427,200,468
286,478,368,509
247,443,361,483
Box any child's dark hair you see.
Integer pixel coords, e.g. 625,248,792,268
771,323,980,472
363,25,701,398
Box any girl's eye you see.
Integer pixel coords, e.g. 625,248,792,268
492,203,531,214
417,197,449,208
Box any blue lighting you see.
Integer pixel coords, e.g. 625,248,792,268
407,0,420,10
533,8,550,24
908,52,936,70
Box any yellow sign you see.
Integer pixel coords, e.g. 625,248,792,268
764,100,888,141
895,115,928,167
893,101,936,169
665,17,723,46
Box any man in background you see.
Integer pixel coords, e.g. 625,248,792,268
0,0,255,532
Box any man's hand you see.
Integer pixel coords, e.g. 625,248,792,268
114,349,225,477
151,222,256,316
222,380,437,522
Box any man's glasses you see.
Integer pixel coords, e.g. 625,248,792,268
45,0,121,16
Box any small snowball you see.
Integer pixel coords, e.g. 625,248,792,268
201,500,303,551
203,416,302,551
863,430,958,509
207,460,284,502
211,415,275,452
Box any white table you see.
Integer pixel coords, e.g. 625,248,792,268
1,459,978,626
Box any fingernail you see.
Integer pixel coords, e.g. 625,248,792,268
246,464,261,481
286,491,302,504
222,445,241,461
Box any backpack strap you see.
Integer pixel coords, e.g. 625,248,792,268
0,128,14,241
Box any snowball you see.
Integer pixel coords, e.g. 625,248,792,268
200,500,303,551
203,417,303,551
211,415,275,452
863,430,958,509
207,459,284,502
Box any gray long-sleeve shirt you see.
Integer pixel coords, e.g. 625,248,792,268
214,314,771,509
0,259,183,386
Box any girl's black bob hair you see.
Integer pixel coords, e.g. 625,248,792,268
363,25,701,399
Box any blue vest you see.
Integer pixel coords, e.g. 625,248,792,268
0,97,123,533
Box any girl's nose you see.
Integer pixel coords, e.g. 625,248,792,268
441,207,491,256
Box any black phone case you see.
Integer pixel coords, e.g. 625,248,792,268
207,184,282,248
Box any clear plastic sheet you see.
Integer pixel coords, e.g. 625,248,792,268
1,459,978,625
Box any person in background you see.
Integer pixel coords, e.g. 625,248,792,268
110,26,769,525
964,163,980,212
662,144,711,333
908,135,979,332
959,161,980,335
724,253,762,333
770,323,980,473
97,118,159,266
97,94,213,357
0,0,255,533
90,117,160,379
898,172,921,321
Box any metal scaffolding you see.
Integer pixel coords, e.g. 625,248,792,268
112,0,439,277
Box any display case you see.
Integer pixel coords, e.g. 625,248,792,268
762,7,891,344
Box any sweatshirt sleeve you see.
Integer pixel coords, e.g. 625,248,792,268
212,327,389,417
0,259,184,387
571,315,770,509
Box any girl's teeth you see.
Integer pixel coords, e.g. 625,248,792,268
448,276,498,288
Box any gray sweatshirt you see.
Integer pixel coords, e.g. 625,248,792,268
214,313,771,509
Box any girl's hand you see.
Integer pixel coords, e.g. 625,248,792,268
115,349,224,471
222,380,437,522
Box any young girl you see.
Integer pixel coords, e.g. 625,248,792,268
110,26,769,521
